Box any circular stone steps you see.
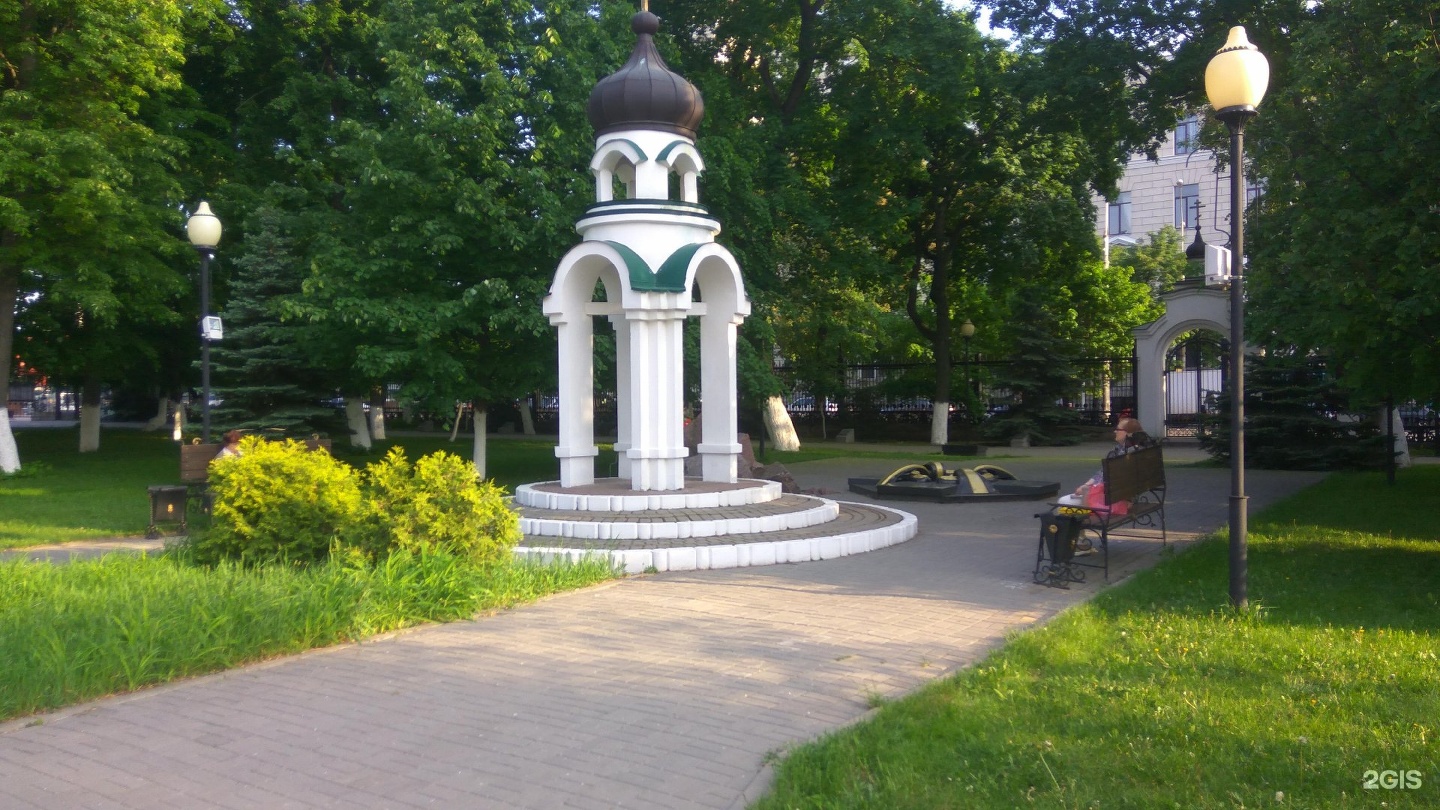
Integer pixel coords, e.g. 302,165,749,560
513,478,917,574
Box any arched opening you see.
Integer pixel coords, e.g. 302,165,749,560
591,140,645,203
1162,328,1229,440
1132,286,1233,441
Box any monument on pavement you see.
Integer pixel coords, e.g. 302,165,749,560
543,2,749,491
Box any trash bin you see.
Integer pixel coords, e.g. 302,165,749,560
147,485,190,537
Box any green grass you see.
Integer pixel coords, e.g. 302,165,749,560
756,467,1440,809
0,428,612,549
0,548,617,721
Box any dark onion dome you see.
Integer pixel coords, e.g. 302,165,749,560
587,10,704,139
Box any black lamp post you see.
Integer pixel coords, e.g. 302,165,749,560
186,202,223,444
1205,26,1269,609
960,319,976,403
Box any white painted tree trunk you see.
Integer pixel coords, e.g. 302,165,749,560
172,405,184,441
79,405,101,452
1384,407,1412,468
518,397,536,435
930,401,950,446
0,410,19,473
762,395,800,451
368,401,386,441
472,406,488,479
345,398,372,449
144,397,170,431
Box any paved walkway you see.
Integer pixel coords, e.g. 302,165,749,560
0,448,1326,809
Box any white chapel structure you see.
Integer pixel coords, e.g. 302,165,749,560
543,5,750,491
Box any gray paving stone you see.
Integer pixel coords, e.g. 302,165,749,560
0,452,1325,809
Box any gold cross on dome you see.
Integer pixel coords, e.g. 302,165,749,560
641,1,649,10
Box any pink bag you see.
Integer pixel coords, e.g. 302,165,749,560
1085,483,1130,516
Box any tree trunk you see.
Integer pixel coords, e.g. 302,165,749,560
762,396,801,451
0,229,21,472
930,251,953,447
1383,406,1411,469
472,405,488,479
0,411,17,473
145,396,170,431
79,373,102,453
519,395,536,435
172,402,185,442
345,397,372,449
368,389,386,441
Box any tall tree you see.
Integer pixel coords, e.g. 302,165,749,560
1,0,199,468
209,206,343,434
1246,0,1440,407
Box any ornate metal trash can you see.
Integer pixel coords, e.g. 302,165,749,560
147,485,190,538
1034,511,1086,587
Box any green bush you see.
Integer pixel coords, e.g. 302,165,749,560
351,447,520,563
196,437,364,564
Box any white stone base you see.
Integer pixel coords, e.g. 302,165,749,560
515,502,918,575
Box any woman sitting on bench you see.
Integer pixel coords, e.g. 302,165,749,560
1059,417,1151,507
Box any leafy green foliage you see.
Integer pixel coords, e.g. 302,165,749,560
1110,225,1191,296
350,447,520,563
1247,0,1440,406
1,0,206,461
197,436,364,564
1199,351,1386,471
209,206,344,436
982,286,1086,445
196,439,519,566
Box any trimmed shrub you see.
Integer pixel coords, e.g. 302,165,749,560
196,437,363,564
350,447,520,563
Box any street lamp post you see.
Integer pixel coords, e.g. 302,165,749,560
960,319,976,407
186,202,223,444
1205,26,1268,609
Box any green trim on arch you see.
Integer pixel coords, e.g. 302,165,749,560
597,241,702,293
599,241,654,291
656,139,694,163
596,138,648,163
655,243,704,292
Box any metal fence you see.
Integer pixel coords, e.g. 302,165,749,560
772,356,1138,428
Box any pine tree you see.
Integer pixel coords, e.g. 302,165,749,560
209,206,342,436
1199,351,1385,470
982,288,1086,445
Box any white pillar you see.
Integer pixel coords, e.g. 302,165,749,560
698,311,743,482
626,307,688,490
610,314,632,480
554,316,598,487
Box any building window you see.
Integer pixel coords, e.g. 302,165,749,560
1174,116,1200,155
1174,183,1200,231
1246,181,1263,206
1107,192,1132,235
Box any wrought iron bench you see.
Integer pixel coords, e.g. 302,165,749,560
1034,444,1168,587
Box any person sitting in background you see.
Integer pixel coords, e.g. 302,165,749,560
215,429,244,460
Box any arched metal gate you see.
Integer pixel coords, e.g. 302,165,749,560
1164,331,1228,439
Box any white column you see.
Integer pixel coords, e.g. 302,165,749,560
554,316,598,487
698,311,743,482
610,314,632,480
626,308,688,491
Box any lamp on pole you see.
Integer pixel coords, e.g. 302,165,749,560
1205,26,1268,609
960,319,977,405
186,201,223,444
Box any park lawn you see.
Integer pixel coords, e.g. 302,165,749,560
756,466,1440,809
0,428,604,549
0,550,618,722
